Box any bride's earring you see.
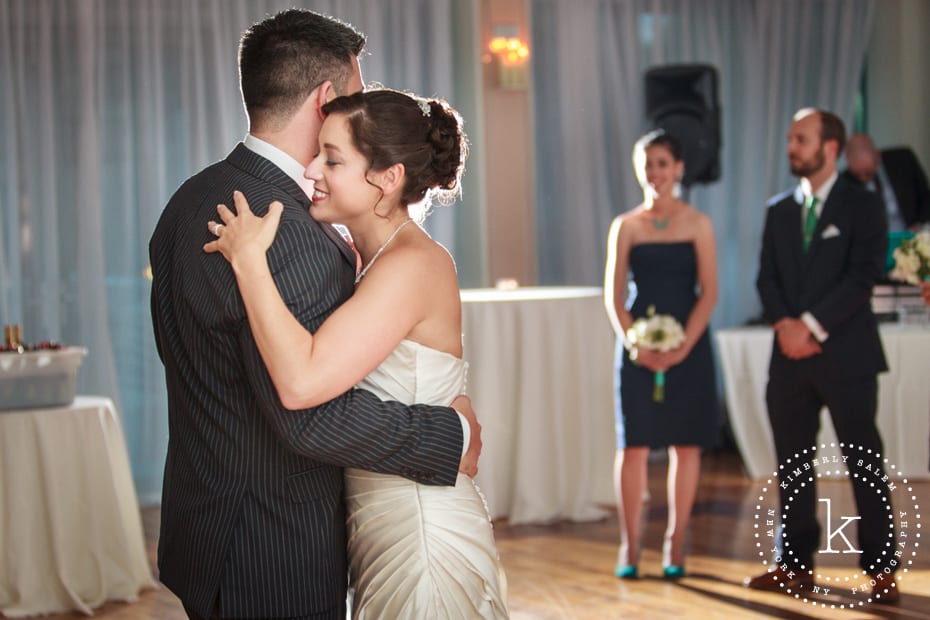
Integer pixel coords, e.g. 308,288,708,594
673,168,684,198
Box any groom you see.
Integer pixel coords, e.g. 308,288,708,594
149,9,481,619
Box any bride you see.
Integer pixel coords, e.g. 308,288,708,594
204,88,508,619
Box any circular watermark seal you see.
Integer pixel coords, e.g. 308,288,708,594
752,442,921,610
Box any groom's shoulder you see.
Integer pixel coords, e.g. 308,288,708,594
766,188,797,210
166,157,227,199
164,149,257,209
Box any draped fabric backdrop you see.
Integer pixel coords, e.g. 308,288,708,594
0,0,481,503
530,0,875,329
0,0,879,501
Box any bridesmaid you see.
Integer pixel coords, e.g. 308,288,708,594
603,130,719,579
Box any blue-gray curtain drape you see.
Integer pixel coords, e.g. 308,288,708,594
0,0,879,502
0,0,481,503
530,0,875,329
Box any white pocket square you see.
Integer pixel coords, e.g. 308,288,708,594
821,224,841,239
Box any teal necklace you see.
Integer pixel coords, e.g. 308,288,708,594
652,216,670,230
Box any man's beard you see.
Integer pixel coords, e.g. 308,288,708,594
790,148,826,178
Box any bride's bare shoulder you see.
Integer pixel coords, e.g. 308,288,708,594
367,233,456,289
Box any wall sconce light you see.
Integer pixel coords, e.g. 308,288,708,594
487,24,530,89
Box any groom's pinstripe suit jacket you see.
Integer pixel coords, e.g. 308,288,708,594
149,144,463,619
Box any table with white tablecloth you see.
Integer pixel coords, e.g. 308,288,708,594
0,396,157,617
716,325,930,480
462,287,617,524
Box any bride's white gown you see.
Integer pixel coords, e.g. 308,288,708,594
346,339,509,619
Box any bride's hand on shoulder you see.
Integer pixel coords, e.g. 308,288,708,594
204,190,283,269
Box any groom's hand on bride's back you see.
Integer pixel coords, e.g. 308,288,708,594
452,394,482,477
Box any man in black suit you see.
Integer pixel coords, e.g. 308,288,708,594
149,10,480,619
745,109,898,602
843,133,930,231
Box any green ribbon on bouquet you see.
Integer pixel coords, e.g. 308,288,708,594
653,370,665,403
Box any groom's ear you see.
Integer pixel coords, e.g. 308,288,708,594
313,80,336,120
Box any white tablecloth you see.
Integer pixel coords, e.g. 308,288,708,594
716,325,930,480
0,396,157,617
462,287,616,524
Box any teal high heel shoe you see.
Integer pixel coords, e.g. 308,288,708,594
614,564,638,579
663,564,685,579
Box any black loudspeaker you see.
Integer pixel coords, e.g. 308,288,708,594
644,64,721,186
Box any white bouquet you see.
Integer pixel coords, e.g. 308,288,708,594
889,231,930,286
625,305,686,403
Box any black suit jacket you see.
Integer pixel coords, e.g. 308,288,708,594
756,174,888,381
149,144,463,618
841,147,930,228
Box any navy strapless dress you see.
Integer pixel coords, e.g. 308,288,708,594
614,242,719,449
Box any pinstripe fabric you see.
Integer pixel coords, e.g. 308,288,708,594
149,144,464,619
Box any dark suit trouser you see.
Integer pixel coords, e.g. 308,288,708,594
766,367,893,573
184,602,344,620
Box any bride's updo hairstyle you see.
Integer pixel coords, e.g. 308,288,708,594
321,88,468,216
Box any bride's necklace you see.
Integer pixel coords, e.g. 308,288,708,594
355,218,414,284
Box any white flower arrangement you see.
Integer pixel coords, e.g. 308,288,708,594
889,231,930,286
626,308,686,353
625,305,685,402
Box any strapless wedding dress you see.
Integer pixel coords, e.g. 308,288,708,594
346,339,509,619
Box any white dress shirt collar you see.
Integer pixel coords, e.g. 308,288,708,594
799,170,838,217
242,134,312,198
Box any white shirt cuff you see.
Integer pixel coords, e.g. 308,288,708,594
801,312,829,342
454,410,470,457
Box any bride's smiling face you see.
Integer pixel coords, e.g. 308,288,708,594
305,113,382,224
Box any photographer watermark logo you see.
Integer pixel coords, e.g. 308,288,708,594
752,442,921,610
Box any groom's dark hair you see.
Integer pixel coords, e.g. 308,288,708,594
239,9,365,130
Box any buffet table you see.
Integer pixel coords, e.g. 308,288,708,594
462,287,616,524
0,396,156,617
716,325,930,480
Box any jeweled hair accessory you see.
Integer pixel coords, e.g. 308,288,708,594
417,98,431,117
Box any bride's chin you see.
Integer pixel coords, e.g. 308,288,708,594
309,204,331,220
654,185,677,199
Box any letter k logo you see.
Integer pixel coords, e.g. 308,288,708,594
818,498,863,554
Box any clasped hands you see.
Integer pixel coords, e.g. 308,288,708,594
773,317,821,359
632,346,688,373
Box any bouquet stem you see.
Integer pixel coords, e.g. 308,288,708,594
653,371,665,403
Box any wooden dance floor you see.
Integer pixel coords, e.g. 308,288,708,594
36,451,930,619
